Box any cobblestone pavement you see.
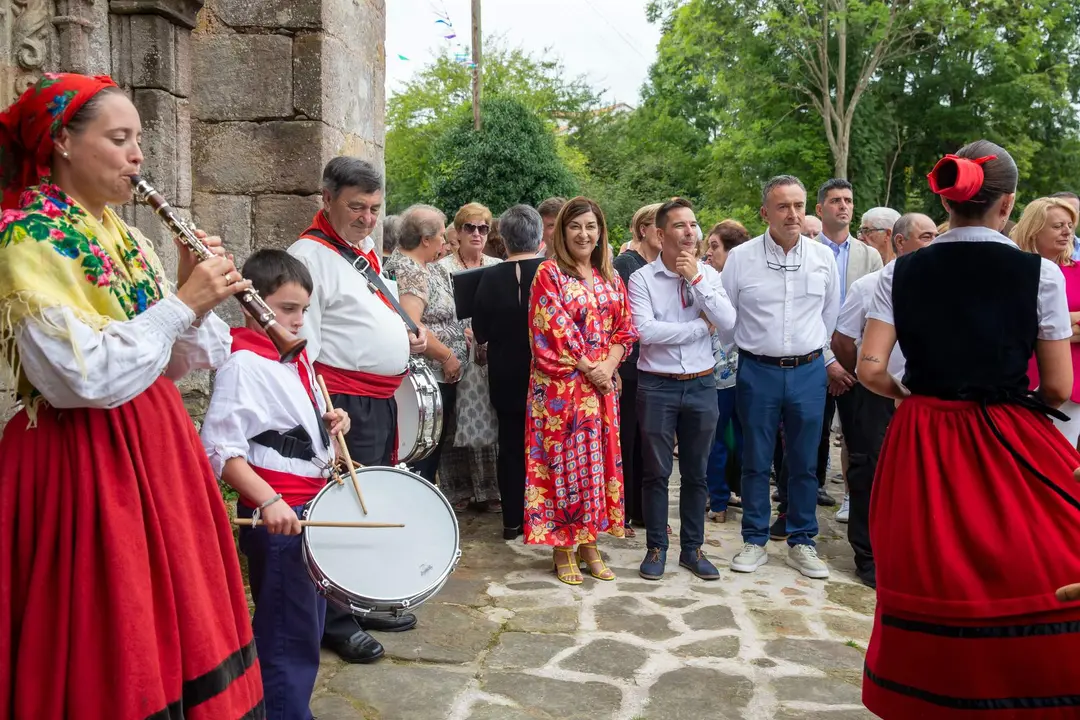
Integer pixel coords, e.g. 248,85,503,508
310,461,875,720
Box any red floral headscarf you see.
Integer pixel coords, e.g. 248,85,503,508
0,72,118,210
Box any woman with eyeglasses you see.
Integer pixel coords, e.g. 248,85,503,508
438,202,502,513
857,140,1080,717
1014,197,1080,448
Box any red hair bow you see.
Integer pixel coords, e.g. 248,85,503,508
927,153,997,203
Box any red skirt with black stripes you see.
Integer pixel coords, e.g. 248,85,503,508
0,378,264,719
864,396,1080,718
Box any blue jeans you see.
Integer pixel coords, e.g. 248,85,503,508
239,503,327,720
736,355,826,547
706,387,742,511
637,372,720,552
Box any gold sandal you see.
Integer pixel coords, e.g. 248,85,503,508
553,547,583,585
577,543,615,581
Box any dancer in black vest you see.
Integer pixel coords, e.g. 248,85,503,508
857,139,1080,718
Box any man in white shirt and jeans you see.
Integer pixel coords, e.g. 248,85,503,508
721,175,840,579
629,198,737,582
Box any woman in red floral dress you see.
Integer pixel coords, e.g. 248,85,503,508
524,197,638,585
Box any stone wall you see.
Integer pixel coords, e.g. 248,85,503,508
190,0,386,327
0,0,386,430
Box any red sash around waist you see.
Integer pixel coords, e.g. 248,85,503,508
314,361,406,399
240,465,324,509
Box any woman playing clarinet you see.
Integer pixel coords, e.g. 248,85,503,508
857,139,1080,718
0,74,263,718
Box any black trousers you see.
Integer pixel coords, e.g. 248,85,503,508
496,407,527,532
835,384,894,574
619,368,645,525
323,393,397,645
411,383,456,484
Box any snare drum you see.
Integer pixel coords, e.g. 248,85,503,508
302,466,461,615
395,358,443,464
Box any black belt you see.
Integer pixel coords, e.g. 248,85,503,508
740,348,822,368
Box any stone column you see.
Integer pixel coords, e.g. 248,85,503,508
191,0,386,304
110,0,206,409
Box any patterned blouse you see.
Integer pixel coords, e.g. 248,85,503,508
385,250,467,383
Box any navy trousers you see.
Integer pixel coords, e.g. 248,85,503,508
239,503,327,720
638,372,719,552
736,355,826,547
706,386,742,511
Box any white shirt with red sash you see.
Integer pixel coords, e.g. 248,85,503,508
201,327,334,508
287,221,410,397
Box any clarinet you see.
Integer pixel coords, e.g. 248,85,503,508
129,174,307,363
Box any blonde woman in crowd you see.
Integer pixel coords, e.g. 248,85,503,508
438,203,502,512
1014,196,1080,447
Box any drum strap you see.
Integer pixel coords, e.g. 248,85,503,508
251,425,320,462
304,228,420,337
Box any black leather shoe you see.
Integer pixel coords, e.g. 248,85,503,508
327,629,384,664
503,526,523,540
817,488,837,506
357,612,417,633
857,566,877,589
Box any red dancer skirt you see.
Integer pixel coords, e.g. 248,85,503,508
0,377,263,719
864,396,1080,718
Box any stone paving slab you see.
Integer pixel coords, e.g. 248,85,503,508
310,458,877,719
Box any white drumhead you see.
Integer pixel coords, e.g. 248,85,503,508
394,379,420,460
305,468,459,604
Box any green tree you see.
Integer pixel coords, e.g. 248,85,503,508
428,97,579,214
644,0,1080,215
386,41,601,212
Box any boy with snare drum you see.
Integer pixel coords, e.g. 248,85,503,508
201,249,355,719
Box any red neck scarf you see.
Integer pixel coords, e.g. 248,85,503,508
230,327,318,406
0,73,119,210
302,210,383,275
301,210,397,315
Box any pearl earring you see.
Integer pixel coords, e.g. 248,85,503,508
62,151,69,158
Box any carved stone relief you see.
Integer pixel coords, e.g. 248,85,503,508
1,0,57,107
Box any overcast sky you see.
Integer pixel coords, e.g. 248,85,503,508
385,0,662,107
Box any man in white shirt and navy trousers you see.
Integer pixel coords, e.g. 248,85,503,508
721,176,840,579
629,198,737,581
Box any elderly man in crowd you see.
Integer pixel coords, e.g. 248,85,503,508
722,176,840,580
831,212,937,588
802,214,823,238
857,206,902,265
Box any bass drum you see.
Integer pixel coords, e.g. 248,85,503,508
302,466,461,615
394,358,443,464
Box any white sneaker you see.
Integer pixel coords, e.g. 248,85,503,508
730,543,768,573
836,494,850,523
786,544,830,579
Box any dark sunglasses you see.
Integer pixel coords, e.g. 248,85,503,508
462,222,490,236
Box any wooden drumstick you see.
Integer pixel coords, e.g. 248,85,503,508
233,518,402,529
316,375,368,515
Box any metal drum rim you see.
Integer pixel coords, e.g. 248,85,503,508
302,465,461,607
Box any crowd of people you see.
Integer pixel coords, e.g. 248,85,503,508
2,72,1080,719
